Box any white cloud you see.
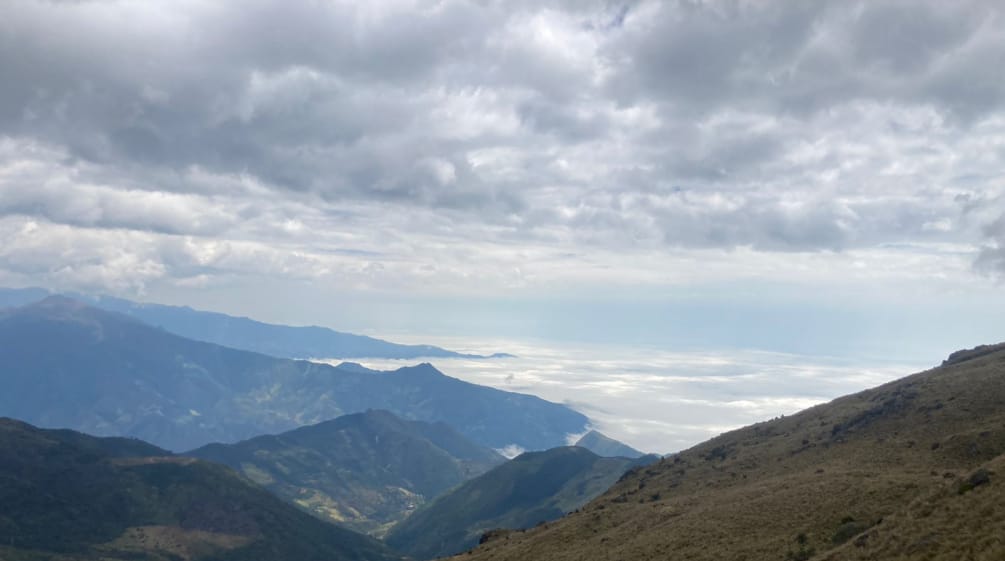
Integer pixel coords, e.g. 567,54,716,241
0,0,1004,340
495,444,527,459
336,337,930,454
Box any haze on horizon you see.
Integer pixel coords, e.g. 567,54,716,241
2,0,1005,362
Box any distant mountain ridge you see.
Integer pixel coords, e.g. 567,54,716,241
0,418,401,561
0,286,510,360
386,446,659,560
0,296,587,452
189,410,505,536
574,430,646,458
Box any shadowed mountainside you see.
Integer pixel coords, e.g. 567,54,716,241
386,446,659,560
189,409,504,536
0,418,402,561
0,296,587,451
456,343,1005,561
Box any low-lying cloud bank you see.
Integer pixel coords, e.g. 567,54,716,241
338,338,926,454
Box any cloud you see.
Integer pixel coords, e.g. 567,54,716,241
0,217,167,293
346,339,929,453
974,210,1005,275
606,1,1003,119
495,444,527,459
1,0,1004,297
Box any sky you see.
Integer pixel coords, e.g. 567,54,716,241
2,0,1005,362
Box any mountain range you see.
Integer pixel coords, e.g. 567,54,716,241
456,342,1005,561
573,430,646,458
386,446,659,560
7,288,1004,561
0,418,402,561
189,409,505,536
0,286,508,360
0,296,588,451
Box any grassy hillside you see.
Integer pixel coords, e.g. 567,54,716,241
0,418,403,561
456,343,1005,561
386,446,658,559
189,410,503,535
821,452,1004,560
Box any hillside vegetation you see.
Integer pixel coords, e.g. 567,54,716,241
0,418,402,561
387,446,658,559
457,343,1005,561
189,409,503,535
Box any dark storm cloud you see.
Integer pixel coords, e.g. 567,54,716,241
1,0,1004,290
1,2,497,191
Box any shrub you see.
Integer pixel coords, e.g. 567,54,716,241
786,533,815,561
957,468,991,495
831,518,870,545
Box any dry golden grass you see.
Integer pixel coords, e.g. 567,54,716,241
822,454,1005,561
457,346,1005,561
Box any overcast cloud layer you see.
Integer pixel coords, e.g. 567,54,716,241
2,1,1005,352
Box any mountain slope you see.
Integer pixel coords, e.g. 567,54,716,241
574,430,646,458
0,296,586,451
822,453,1004,561
386,447,658,560
0,286,49,309
86,293,506,360
456,343,1005,561
0,286,502,359
0,418,402,561
189,410,504,535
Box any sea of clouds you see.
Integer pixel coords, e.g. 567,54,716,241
317,337,928,454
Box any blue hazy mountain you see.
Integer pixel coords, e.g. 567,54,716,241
0,417,402,561
573,430,646,458
0,296,586,452
189,409,505,536
0,286,49,308
0,287,510,360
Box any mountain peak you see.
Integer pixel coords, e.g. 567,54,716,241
188,410,504,535
386,444,658,560
0,419,399,561
1,286,510,360
574,430,645,458
335,361,376,373
0,297,588,452
24,294,88,313
12,295,142,327
393,362,446,377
